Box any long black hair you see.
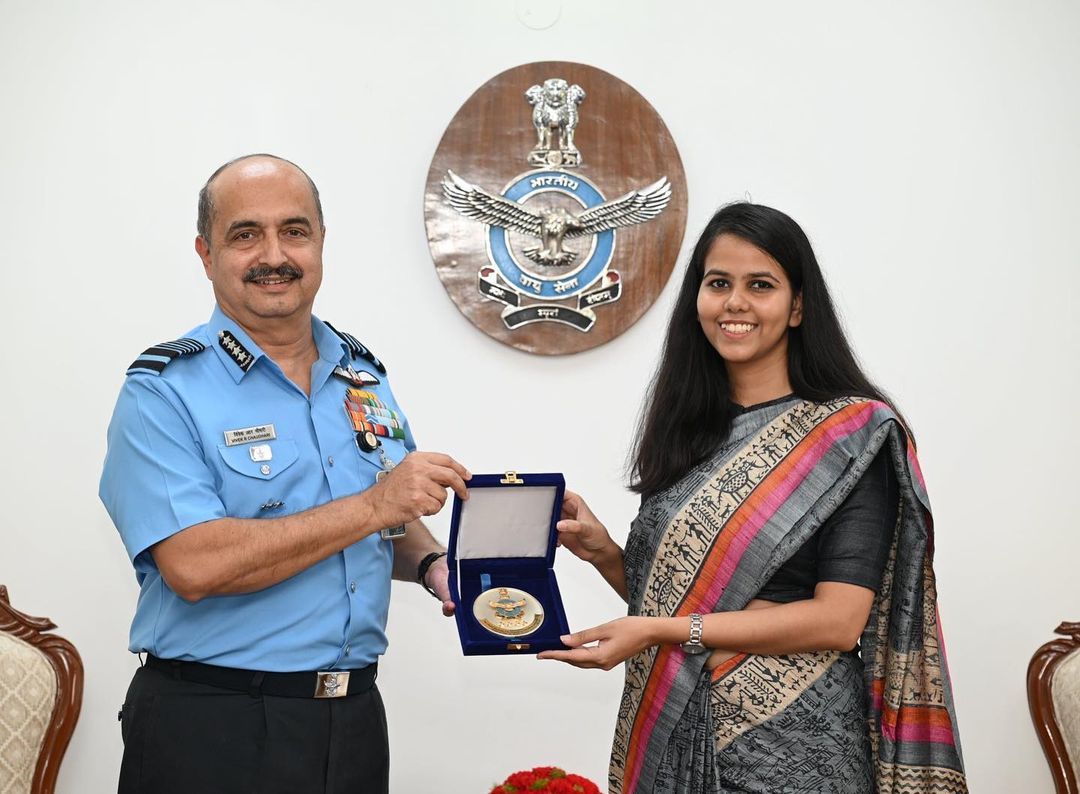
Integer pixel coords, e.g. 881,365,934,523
629,202,906,497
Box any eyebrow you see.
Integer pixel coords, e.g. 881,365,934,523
226,220,261,236
281,217,313,229
225,217,313,236
702,269,781,280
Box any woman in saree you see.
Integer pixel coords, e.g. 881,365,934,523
538,203,967,793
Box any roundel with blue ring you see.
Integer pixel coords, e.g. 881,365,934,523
487,170,614,300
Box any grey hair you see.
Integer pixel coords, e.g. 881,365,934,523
196,153,324,244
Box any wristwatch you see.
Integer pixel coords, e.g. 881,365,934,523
680,613,707,655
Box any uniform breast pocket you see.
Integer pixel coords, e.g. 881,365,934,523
216,440,301,515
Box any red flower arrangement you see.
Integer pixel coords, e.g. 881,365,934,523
490,766,601,793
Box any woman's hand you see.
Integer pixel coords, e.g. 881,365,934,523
557,490,617,564
537,616,658,670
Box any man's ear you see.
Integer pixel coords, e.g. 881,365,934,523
789,292,803,327
195,236,212,279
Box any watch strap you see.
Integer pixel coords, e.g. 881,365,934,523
417,551,447,599
679,613,707,654
689,612,703,644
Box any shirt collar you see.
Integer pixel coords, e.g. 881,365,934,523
207,305,351,384
311,314,352,368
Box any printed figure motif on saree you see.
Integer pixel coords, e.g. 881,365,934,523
613,398,967,794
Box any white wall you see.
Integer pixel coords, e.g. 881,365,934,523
2,0,1077,791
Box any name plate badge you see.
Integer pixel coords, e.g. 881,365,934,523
223,424,277,447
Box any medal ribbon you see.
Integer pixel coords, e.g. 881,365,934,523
350,403,403,429
344,390,405,440
346,389,389,409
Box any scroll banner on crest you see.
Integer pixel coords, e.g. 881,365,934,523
477,267,622,331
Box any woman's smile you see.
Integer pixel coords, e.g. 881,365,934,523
718,321,758,337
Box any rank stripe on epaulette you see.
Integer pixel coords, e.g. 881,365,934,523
127,358,170,374
159,339,204,353
126,337,207,375
324,321,386,374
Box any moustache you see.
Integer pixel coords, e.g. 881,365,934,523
242,264,303,283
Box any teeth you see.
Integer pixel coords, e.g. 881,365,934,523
721,322,755,334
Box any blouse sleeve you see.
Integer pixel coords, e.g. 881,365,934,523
815,448,898,592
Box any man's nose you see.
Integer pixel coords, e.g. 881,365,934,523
259,234,288,266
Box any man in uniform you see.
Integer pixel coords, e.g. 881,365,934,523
100,153,468,793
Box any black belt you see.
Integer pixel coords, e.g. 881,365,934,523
146,655,377,699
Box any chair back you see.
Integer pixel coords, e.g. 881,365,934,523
1029,621,1080,794
0,586,82,794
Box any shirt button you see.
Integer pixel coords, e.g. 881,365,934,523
260,464,271,476
328,456,335,466
349,581,357,593
344,645,351,656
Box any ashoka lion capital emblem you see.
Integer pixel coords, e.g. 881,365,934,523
526,78,585,168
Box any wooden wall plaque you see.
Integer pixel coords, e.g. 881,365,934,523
424,62,687,355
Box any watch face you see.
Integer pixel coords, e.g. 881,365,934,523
473,586,544,637
680,641,708,655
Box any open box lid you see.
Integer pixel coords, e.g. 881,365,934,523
447,472,565,576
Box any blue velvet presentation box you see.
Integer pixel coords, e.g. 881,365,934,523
447,472,571,655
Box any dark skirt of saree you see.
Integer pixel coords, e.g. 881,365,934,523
611,398,967,794
657,651,872,793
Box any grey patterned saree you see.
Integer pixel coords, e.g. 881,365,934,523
611,398,967,793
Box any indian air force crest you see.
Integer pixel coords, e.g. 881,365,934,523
425,62,687,355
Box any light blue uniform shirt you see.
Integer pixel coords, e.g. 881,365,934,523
99,305,414,671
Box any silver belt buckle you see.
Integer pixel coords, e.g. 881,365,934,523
314,671,350,698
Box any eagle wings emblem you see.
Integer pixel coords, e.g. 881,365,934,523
442,170,672,268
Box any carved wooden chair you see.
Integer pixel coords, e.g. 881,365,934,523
1029,621,1080,793
0,586,83,794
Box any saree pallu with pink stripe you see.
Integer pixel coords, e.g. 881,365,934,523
611,397,967,794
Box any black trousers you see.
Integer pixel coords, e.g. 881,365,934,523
119,664,389,794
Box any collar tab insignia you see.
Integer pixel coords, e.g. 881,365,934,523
218,330,256,372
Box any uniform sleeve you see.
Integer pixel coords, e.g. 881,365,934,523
816,448,898,592
99,376,226,569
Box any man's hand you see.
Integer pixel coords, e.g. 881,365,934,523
367,452,470,529
423,556,456,617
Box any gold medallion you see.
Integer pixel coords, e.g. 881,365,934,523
473,587,545,637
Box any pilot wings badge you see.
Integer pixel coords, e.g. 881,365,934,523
425,62,687,355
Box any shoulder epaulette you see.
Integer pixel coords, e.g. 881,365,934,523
324,321,386,374
126,338,207,376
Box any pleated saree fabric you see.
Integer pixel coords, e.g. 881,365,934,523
612,398,967,794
